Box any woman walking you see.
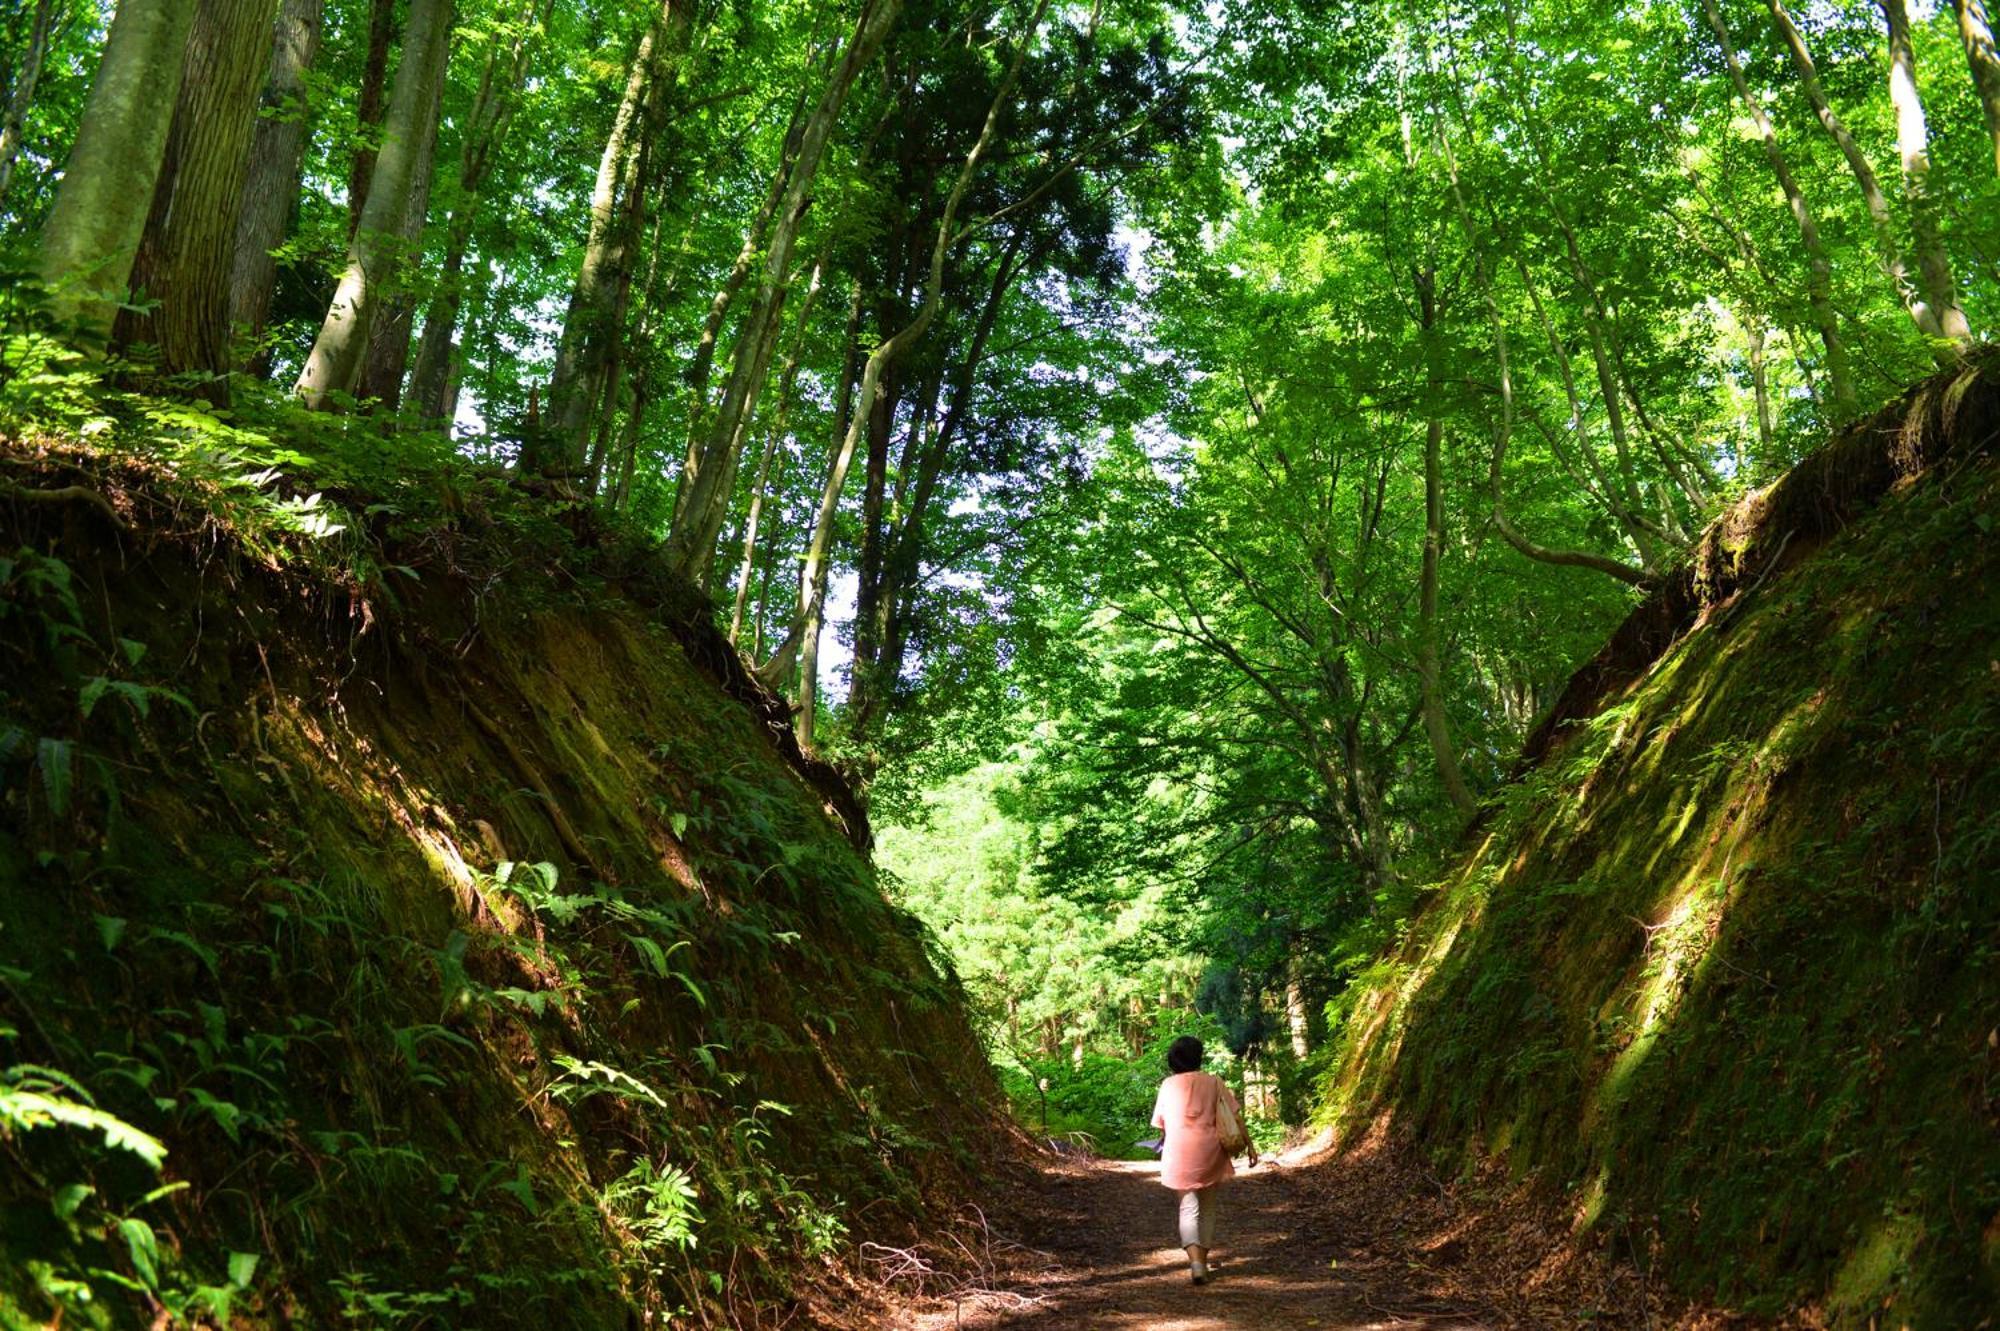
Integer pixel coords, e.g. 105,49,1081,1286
1150,1035,1257,1285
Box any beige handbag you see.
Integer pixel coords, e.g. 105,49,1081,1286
1212,1075,1250,1155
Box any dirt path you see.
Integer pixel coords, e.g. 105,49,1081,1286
898,1154,1497,1330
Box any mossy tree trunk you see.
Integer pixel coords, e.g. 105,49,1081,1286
37,0,196,340
294,0,454,411
1699,0,1856,417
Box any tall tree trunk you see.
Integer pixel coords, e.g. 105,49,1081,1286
409,0,546,422
354,44,448,410
1950,0,2000,174
730,254,827,644
852,230,1028,746
114,0,285,386
1764,0,1939,345
761,0,1046,734
1700,0,1856,417
1883,0,1972,348
1413,268,1476,819
675,96,803,491
532,0,688,479
347,0,396,235
295,0,454,409
38,0,197,340
0,0,61,206
666,0,904,580
229,0,325,373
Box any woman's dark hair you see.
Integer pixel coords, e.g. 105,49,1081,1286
1166,1036,1205,1074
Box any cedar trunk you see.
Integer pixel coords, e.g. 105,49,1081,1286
116,0,286,383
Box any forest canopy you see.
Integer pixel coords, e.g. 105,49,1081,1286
5,0,1997,1117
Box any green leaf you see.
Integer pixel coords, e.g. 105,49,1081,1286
36,738,73,816
94,914,126,953
117,1217,160,1290
118,637,148,666
78,676,110,718
228,1250,260,1289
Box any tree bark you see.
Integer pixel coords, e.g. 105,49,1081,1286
532,0,688,478
115,0,285,385
1951,0,2000,174
1883,0,1972,348
229,0,325,372
347,0,397,236
1700,0,1856,416
295,0,454,409
761,0,1046,737
666,0,904,580
1413,268,1477,818
37,0,197,340
729,253,827,644
1440,134,1651,588
0,0,61,206
355,37,449,410
409,0,546,421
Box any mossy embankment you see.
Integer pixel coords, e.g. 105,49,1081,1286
1320,359,2000,1325
0,429,993,1327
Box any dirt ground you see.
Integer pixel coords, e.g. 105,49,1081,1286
863,1132,1777,1331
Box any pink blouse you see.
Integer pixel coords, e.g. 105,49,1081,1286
1150,1071,1239,1191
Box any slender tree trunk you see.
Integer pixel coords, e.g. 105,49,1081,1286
1746,320,1773,466
1764,0,1939,345
348,0,396,235
1883,0,1972,347
0,0,60,206
409,0,545,421
1700,0,1856,416
730,254,827,644
355,46,447,409
1950,0,2000,174
675,96,803,491
852,234,1026,745
533,0,688,479
295,0,454,409
762,0,1046,734
230,0,325,373
667,0,904,579
1413,268,1476,818
112,0,283,385
38,0,197,339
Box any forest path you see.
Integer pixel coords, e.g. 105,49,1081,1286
895,1152,1499,1330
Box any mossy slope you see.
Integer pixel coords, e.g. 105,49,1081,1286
1322,361,2000,1324
0,442,991,1327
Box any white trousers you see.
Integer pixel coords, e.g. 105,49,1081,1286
1177,1186,1218,1249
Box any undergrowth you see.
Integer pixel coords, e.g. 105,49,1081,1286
0,305,995,1327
